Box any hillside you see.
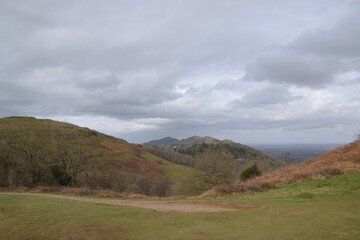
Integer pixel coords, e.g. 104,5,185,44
161,136,286,171
143,137,179,146
0,117,193,196
214,139,360,195
167,136,221,148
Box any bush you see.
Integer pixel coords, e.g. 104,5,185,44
240,163,262,181
107,171,172,197
51,165,72,186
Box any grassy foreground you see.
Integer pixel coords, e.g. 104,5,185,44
1,172,360,240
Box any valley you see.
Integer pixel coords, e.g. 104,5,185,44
1,116,359,240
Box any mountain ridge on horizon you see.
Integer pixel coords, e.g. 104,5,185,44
144,135,287,171
144,136,229,147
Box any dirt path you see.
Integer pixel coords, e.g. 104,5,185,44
0,192,259,213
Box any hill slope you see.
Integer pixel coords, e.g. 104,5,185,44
143,137,179,146
162,136,286,171
214,140,360,195
0,117,193,196
167,136,221,148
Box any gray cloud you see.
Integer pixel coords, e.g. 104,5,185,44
0,0,359,144
232,84,299,107
292,7,360,58
243,2,360,89
246,50,338,88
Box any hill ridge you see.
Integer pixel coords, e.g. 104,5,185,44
146,135,287,171
143,137,179,146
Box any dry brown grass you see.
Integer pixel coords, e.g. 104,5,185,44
213,140,360,196
100,140,166,179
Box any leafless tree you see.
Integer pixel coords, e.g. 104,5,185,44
52,128,90,186
0,126,18,187
195,149,236,188
16,128,47,186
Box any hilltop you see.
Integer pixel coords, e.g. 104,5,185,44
167,136,221,148
144,136,222,148
0,117,193,196
143,137,179,146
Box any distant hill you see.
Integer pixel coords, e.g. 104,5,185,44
143,137,179,146
154,136,287,171
213,140,360,196
0,117,193,196
167,136,220,148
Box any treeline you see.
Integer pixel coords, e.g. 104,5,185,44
106,170,171,196
176,143,210,157
0,121,96,188
175,142,258,159
174,142,286,171
175,142,256,158
147,145,195,166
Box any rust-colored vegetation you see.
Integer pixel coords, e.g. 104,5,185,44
0,117,185,196
213,140,360,196
99,140,165,179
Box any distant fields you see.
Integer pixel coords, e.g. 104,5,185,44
1,171,359,240
253,144,343,162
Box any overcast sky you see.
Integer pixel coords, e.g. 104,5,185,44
1,0,360,144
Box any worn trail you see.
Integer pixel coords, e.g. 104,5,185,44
0,192,259,213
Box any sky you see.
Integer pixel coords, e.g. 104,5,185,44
1,0,360,144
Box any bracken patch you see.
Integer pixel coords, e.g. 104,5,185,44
212,140,360,196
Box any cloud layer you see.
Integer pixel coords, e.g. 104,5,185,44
1,0,359,144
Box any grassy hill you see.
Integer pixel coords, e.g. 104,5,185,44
213,139,360,196
0,117,193,196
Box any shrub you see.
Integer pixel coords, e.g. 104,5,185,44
50,165,72,186
240,163,262,181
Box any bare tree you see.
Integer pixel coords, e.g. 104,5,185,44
52,128,90,186
16,128,47,186
0,126,18,187
195,149,236,188
147,145,195,166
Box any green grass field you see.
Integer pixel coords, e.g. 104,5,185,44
142,152,194,183
1,171,359,240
